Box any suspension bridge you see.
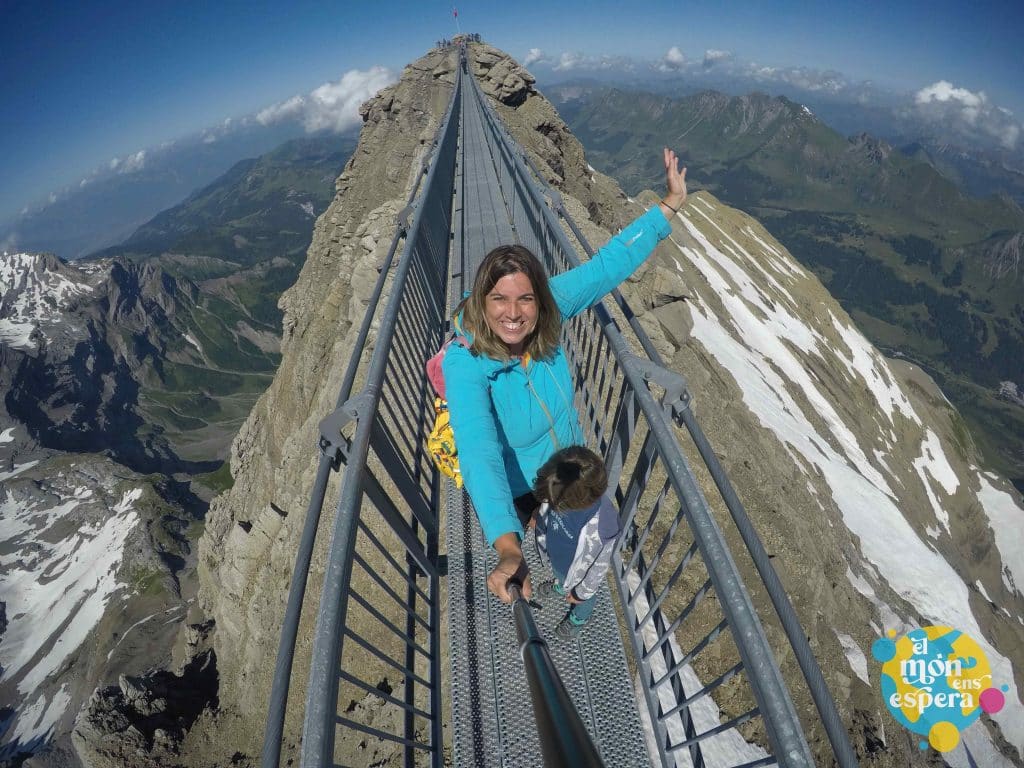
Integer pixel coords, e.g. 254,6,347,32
259,45,859,768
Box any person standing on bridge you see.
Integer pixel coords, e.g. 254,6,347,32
443,147,687,603
532,445,619,638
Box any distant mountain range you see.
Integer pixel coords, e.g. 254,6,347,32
0,122,355,261
0,133,351,764
551,84,1024,489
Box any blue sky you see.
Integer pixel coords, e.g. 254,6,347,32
3,0,1022,222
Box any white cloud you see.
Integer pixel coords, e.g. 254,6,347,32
107,150,146,174
554,51,585,71
913,80,1021,149
746,64,847,93
702,49,733,69
524,48,544,67
256,66,396,133
657,46,686,72
121,150,146,173
256,94,305,125
549,51,634,73
915,80,983,108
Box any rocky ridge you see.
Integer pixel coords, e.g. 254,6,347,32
0,445,195,768
1,253,208,475
189,40,1024,768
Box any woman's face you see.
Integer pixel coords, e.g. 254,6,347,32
484,271,538,355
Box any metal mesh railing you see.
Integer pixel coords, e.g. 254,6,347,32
463,67,850,767
260,64,461,768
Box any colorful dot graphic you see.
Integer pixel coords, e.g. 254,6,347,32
871,636,896,663
980,687,1005,714
875,626,1005,753
929,722,960,752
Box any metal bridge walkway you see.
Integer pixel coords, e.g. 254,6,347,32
262,45,859,768
444,72,649,767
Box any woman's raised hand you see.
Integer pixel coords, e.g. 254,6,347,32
660,147,687,218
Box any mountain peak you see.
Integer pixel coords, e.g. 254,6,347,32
0,252,98,352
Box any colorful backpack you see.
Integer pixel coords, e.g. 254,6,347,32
425,321,470,487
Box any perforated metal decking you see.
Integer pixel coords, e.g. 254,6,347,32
446,485,650,767
444,59,651,768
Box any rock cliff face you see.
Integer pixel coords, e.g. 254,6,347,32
194,46,459,761
194,41,1024,767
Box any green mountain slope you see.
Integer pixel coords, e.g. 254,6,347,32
88,135,353,468
556,85,1024,488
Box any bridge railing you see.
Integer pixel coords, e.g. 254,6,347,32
465,69,851,767
260,65,461,768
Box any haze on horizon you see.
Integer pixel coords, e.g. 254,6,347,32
3,0,1022,225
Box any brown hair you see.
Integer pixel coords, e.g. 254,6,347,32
533,445,607,512
459,244,561,361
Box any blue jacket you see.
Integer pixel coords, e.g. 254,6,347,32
443,206,672,545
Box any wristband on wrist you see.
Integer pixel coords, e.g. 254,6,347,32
661,198,683,214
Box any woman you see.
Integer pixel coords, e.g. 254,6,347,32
443,147,687,603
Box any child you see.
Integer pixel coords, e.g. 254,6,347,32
532,445,621,639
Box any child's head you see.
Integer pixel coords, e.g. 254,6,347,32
533,445,607,512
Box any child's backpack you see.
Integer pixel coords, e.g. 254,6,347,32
425,324,470,487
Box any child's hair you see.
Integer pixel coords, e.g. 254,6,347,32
533,445,608,512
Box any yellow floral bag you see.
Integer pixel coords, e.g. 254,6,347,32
427,396,463,488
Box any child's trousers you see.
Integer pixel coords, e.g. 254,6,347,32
552,572,596,624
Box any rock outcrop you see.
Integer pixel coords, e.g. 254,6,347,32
71,623,217,768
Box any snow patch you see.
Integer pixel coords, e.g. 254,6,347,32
0,460,40,483
0,427,14,444
671,225,894,497
627,571,768,767
0,253,94,351
0,484,141,702
829,311,920,428
675,214,1024,755
845,568,905,633
184,333,203,354
975,581,994,603
6,685,71,750
976,475,1024,597
911,430,958,535
834,632,870,685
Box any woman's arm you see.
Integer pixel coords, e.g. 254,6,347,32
550,206,672,319
551,148,686,319
443,345,534,602
443,345,521,544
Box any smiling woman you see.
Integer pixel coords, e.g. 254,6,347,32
442,147,687,604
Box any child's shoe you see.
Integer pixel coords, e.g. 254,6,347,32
536,580,564,601
555,612,587,639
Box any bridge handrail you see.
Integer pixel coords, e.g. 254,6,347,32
299,64,461,764
258,62,462,767
259,88,440,768
520,124,858,768
465,71,821,767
